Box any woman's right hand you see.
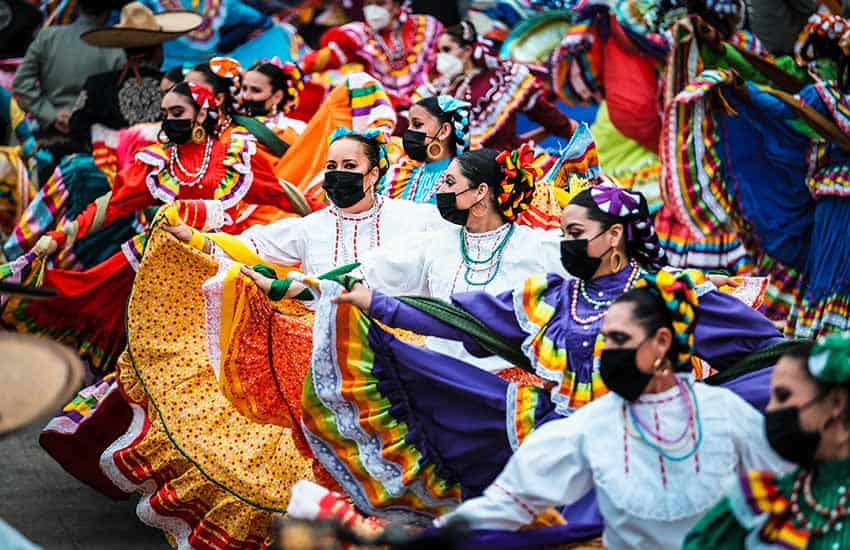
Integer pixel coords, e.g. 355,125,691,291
34,235,58,256
331,282,373,311
162,222,193,243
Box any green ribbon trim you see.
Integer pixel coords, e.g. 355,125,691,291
316,262,532,370
704,340,808,386
232,115,289,158
396,296,533,372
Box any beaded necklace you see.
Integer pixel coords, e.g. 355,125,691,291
371,25,407,71
329,195,383,265
790,469,850,536
569,262,641,325
457,223,514,289
168,138,213,186
621,378,703,488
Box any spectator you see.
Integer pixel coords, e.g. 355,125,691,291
12,0,125,136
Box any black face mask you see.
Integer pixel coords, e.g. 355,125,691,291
403,129,432,162
599,345,654,402
324,170,368,209
162,118,193,145
436,190,476,226
242,99,271,118
560,231,611,281
765,396,824,467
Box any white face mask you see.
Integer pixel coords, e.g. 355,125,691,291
363,5,391,31
436,52,464,79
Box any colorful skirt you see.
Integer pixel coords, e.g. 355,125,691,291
92,228,333,548
301,282,775,539
3,249,135,373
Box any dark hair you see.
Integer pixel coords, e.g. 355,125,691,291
455,148,505,218
162,66,185,86
414,96,458,156
334,134,387,179
247,62,300,113
570,187,659,269
614,286,690,372
781,341,850,425
445,20,478,48
190,63,235,115
167,81,218,138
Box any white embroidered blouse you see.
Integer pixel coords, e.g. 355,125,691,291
359,222,567,373
437,378,789,549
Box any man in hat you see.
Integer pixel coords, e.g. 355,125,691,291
67,2,202,151
11,0,125,136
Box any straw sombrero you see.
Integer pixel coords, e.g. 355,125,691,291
81,1,202,49
0,332,85,437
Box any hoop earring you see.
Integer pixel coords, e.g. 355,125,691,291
157,128,169,144
427,141,444,160
191,124,206,144
610,250,624,272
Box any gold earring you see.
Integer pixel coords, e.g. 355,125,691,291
610,250,624,272
191,123,206,144
427,141,444,160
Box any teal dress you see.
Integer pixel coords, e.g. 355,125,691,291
380,157,451,204
684,457,850,549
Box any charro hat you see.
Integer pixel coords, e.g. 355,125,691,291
81,1,202,49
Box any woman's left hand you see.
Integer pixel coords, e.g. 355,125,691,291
240,265,274,295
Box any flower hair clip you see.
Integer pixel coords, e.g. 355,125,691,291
495,143,541,221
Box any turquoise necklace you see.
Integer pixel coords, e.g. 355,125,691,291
459,224,515,287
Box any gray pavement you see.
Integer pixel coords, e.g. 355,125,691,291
0,424,168,549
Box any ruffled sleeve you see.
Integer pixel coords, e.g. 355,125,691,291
360,230,433,296
436,415,593,531
219,216,307,267
682,496,750,550
301,24,364,73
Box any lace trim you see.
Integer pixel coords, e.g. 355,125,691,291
308,281,461,513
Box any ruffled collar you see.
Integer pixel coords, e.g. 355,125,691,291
135,130,256,222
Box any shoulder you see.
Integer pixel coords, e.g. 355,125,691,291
381,197,439,218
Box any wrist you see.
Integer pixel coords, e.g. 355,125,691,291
188,229,206,251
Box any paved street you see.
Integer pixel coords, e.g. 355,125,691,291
0,424,167,549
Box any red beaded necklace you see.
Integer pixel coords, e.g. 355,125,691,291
791,469,850,536
329,196,384,265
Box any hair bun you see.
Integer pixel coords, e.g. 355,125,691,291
494,143,542,221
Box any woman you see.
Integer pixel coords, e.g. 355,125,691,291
299,182,784,520
661,14,850,336
240,58,307,134
426,20,576,151
379,95,469,203
4,82,306,373
684,335,850,549
433,270,789,549
364,144,565,373
301,0,443,111
165,128,444,281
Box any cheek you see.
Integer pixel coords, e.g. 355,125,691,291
798,403,830,432
634,344,656,374
587,234,610,258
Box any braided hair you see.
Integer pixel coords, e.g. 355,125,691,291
248,60,305,114
455,144,540,222
414,96,471,158
614,270,700,372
